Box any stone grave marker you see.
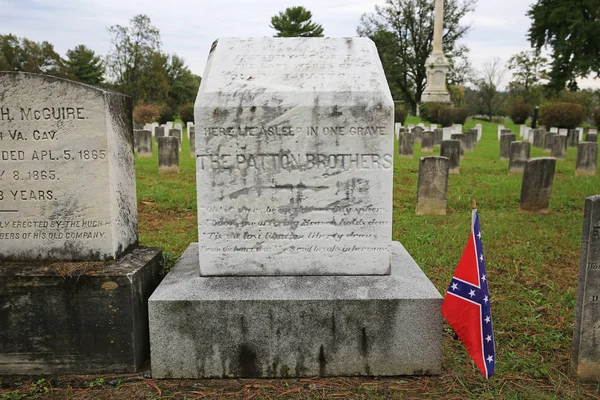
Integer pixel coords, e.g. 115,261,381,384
169,128,182,152
551,135,567,159
187,121,194,138
587,133,598,142
149,37,442,379
416,156,449,215
440,139,460,174
400,131,414,158
413,125,424,143
533,129,545,148
189,126,196,157
509,141,530,174
558,128,568,136
577,127,584,142
464,129,476,152
500,133,516,159
442,126,452,141
497,125,505,140
136,129,153,157
433,128,443,145
572,195,600,382
589,129,598,135
0,72,161,374
174,122,183,132
550,127,558,133
155,125,165,138
158,136,179,173
475,124,482,141
519,157,556,213
430,124,438,130
576,142,598,176
421,131,434,152
451,133,466,158
543,132,556,153
568,129,580,147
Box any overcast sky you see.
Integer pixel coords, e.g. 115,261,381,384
2,0,599,90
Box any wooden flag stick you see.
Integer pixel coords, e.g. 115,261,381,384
471,199,477,210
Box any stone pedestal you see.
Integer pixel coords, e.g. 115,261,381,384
149,243,442,378
0,247,163,375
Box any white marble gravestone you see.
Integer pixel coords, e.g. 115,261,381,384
194,37,393,276
0,72,137,261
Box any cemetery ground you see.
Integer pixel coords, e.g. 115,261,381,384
1,118,599,399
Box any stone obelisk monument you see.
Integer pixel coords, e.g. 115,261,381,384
421,0,451,103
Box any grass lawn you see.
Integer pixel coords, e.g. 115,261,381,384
2,117,599,399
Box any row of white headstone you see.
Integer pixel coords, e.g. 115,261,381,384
498,125,597,142
142,121,196,139
394,123,482,141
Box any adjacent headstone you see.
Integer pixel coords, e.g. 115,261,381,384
174,122,183,132
394,122,402,140
158,136,179,173
569,129,580,147
587,133,598,143
433,128,443,145
416,156,449,215
136,130,153,157
519,157,556,213
550,127,558,133
166,121,174,129
399,131,415,158
155,125,165,138
533,129,545,148
497,125,505,140
543,132,556,154
421,131,434,152
452,124,462,134
559,128,568,136
451,133,466,158
576,142,598,176
413,125,424,143
440,140,460,174
187,122,194,138
0,72,162,374
572,195,600,382
551,135,567,160
169,128,182,152
134,123,143,130
430,124,438,130
508,142,530,174
442,127,452,141
150,37,442,379
464,129,476,152
500,133,516,159
590,129,598,135
475,124,482,141
189,126,196,158
577,127,584,142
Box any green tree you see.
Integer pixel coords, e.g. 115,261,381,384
0,34,66,76
528,0,600,92
270,6,324,37
65,45,105,85
507,49,548,92
107,14,161,103
166,54,201,108
357,0,476,114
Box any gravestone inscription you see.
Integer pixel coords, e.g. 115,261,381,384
0,72,137,261
194,37,394,276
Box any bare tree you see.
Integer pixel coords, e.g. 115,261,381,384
472,57,506,117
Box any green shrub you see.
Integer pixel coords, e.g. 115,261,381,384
178,103,195,123
594,106,600,128
539,102,586,129
394,107,407,126
438,108,454,127
133,104,160,124
158,104,176,124
420,102,451,124
510,104,532,125
452,108,469,125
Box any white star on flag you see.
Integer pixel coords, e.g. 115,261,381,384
485,316,491,323
451,283,458,291
479,255,484,262
485,335,492,343
477,231,482,239
469,289,476,298
483,295,489,303
487,355,494,363
481,274,486,282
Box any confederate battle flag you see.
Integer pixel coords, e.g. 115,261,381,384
441,208,496,378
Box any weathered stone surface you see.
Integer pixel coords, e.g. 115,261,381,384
590,129,598,135
149,242,442,378
194,38,393,276
155,125,165,138
500,133,516,159
169,128,182,152
416,156,449,215
433,128,443,145
572,195,600,382
413,126,424,143
421,131,434,152
576,142,598,176
399,131,414,158
519,157,556,213
569,129,580,147
0,246,163,374
508,141,530,174
440,140,460,174
543,132,556,153
533,129,545,148
559,128,568,136
189,126,196,157
442,127,452,141
551,135,567,160
158,136,179,173
475,124,482,141
450,133,465,158
587,133,598,143
0,72,137,261
136,129,153,157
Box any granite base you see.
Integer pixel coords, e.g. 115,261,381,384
149,242,442,378
0,247,163,375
